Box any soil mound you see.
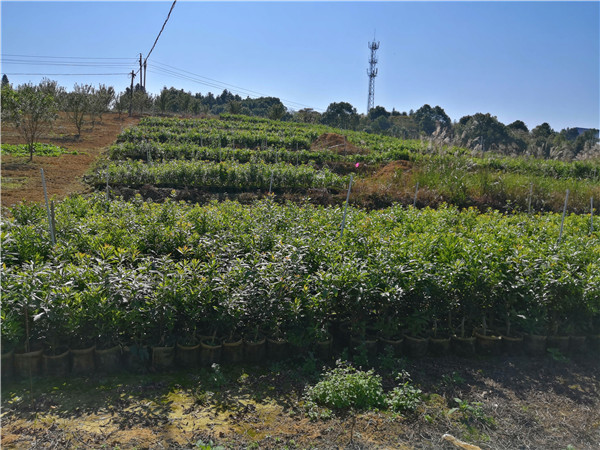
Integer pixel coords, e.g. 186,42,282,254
372,160,412,180
311,133,368,155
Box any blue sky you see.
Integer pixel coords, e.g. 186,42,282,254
1,1,598,131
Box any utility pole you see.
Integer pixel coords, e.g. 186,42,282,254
129,70,135,117
143,60,147,91
367,38,380,114
139,54,143,90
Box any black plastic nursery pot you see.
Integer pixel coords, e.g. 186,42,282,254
546,335,570,355
587,334,600,354
313,338,333,361
524,334,547,356
567,336,586,355
152,346,175,371
200,338,222,366
501,334,524,355
335,321,353,351
124,345,151,373
71,345,96,375
266,337,288,361
222,337,244,364
427,337,451,357
403,335,428,358
378,336,404,357
43,349,70,377
176,343,200,368
1,349,14,380
14,348,43,378
451,336,476,357
350,335,379,362
474,331,502,356
244,336,266,363
95,345,123,374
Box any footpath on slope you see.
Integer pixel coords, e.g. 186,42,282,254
1,112,140,208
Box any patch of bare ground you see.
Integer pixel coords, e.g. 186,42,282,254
1,112,139,208
2,355,598,449
311,133,368,155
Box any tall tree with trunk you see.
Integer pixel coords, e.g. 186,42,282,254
1,81,58,161
62,83,94,137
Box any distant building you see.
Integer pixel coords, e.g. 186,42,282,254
574,127,599,138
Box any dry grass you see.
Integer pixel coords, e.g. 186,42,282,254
2,354,599,449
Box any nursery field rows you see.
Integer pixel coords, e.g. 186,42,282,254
2,195,598,359
94,115,600,213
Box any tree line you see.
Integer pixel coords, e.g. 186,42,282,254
1,75,598,162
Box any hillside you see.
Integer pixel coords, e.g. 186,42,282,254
1,112,139,208
85,114,600,214
2,113,599,450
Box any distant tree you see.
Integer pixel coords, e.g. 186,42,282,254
190,98,202,115
454,113,517,153
389,115,419,139
178,88,191,113
268,102,286,121
203,92,216,108
1,74,9,87
507,120,529,133
228,100,242,114
295,108,321,124
216,89,240,106
1,81,58,161
114,93,127,119
157,87,170,113
413,104,451,135
241,97,284,117
371,115,391,133
531,122,555,139
321,102,359,130
574,129,599,156
530,123,555,158
132,89,153,115
368,105,390,121
63,83,93,137
559,127,580,142
89,84,115,125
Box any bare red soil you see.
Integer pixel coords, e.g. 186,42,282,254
1,112,139,208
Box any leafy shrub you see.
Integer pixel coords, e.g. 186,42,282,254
386,371,423,413
303,361,385,419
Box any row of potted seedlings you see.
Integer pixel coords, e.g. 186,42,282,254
3,319,597,382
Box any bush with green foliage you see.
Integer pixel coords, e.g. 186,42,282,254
303,361,386,419
303,362,423,420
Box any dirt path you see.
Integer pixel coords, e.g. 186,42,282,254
2,355,599,449
1,112,139,208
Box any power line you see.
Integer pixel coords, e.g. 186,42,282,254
2,59,133,68
1,53,133,60
148,65,317,112
123,1,321,112
4,73,129,76
149,60,324,112
152,60,273,99
137,0,177,76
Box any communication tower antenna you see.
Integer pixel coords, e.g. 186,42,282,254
367,37,380,113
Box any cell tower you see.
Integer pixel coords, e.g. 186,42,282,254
367,39,380,113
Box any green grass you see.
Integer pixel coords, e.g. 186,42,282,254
1,177,28,189
0,143,76,157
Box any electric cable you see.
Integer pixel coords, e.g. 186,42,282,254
1,53,133,60
136,0,176,76
4,73,129,76
149,60,324,112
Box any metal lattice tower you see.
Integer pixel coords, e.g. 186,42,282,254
367,39,380,113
